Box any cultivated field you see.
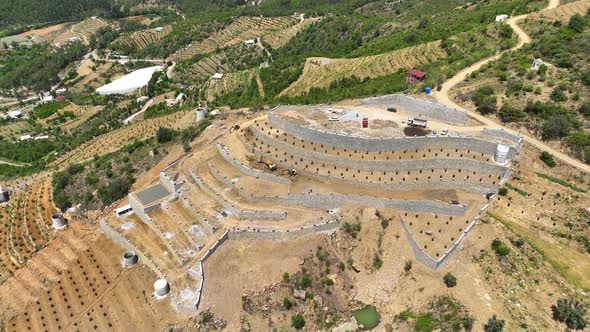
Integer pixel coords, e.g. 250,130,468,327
280,40,446,96
52,18,108,46
0,175,55,284
115,25,173,50
169,16,298,61
40,104,105,132
262,17,321,49
49,110,195,168
206,69,257,101
529,0,590,22
0,121,34,141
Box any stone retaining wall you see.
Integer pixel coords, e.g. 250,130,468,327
251,125,507,175
482,128,523,149
360,94,468,125
227,219,340,241
190,170,288,220
180,195,215,234
216,143,290,184
268,111,518,159
99,219,165,279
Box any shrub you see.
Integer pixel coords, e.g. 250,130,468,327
283,297,293,310
542,115,571,140
373,254,383,270
291,314,305,329
342,222,361,238
550,88,567,102
491,239,510,256
443,273,457,288
498,187,508,196
156,127,175,143
282,272,290,282
404,260,413,272
498,103,526,122
484,315,505,332
540,151,556,167
300,275,312,289
551,298,587,330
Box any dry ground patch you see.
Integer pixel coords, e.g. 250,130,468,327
529,0,590,22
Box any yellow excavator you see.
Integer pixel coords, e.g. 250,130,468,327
258,159,277,171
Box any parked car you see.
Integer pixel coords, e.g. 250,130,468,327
387,107,397,112
441,128,448,135
329,116,339,121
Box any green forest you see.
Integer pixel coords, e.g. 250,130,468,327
0,0,113,28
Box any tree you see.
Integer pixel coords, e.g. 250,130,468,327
156,127,175,143
291,314,305,329
491,239,510,256
477,95,498,114
579,101,590,118
550,88,567,102
540,151,557,167
542,115,571,140
551,298,587,330
498,187,508,196
443,272,457,288
568,14,586,33
484,315,505,332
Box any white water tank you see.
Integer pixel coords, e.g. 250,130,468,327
51,213,67,229
122,251,138,267
494,144,510,164
196,108,207,121
154,279,170,297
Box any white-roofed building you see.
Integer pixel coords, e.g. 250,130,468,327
96,66,162,95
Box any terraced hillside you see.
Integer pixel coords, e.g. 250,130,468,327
115,25,173,50
169,16,297,61
175,44,265,85
0,175,55,284
529,0,590,22
280,40,445,96
206,69,258,101
49,110,195,168
52,18,108,46
262,17,321,49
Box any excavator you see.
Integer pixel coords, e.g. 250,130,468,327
282,168,298,177
258,159,277,171
229,124,240,133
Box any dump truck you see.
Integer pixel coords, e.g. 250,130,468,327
407,117,427,128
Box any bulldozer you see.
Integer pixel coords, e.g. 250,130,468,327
229,124,240,133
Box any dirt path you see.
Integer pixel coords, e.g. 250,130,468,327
432,0,590,174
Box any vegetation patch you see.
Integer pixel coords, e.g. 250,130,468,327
536,172,588,193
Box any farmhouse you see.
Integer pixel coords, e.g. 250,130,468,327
0,186,8,203
406,69,426,84
496,14,508,22
39,92,54,103
7,110,23,119
212,73,224,80
244,39,256,47
531,58,549,70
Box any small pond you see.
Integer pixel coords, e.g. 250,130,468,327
353,305,381,330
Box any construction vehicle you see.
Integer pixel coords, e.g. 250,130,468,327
258,159,277,171
407,117,427,128
229,124,240,133
282,168,298,177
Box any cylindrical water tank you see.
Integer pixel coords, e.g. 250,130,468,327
196,109,207,121
51,213,67,229
424,86,431,95
122,251,138,267
494,144,510,164
154,279,170,297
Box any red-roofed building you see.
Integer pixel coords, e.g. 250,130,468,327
406,69,426,84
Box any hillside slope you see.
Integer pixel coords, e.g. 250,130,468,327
0,0,113,28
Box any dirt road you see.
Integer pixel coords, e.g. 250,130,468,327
432,0,590,174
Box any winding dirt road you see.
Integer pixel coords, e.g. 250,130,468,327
433,0,590,174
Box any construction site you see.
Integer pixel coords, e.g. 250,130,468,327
91,95,520,317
